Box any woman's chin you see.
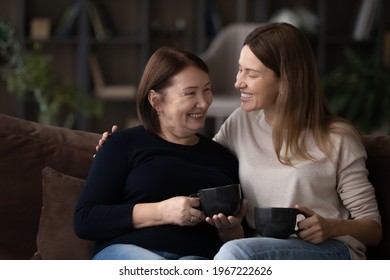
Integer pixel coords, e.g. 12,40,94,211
240,102,257,112
188,119,206,130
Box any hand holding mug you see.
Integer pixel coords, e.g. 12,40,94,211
205,199,248,242
158,196,205,226
206,198,248,229
295,205,335,244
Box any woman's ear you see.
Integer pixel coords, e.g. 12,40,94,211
148,90,161,112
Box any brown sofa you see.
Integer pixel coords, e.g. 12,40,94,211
0,113,389,260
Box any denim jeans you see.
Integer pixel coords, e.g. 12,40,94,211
213,237,351,260
92,244,209,260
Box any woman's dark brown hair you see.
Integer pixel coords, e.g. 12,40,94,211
136,46,209,133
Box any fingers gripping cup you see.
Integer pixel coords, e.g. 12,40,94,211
192,184,242,217
254,207,305,239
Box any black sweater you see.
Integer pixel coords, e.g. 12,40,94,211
74,126,239,259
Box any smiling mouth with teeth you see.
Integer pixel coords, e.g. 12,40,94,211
189,113,204,118
241,92,253,101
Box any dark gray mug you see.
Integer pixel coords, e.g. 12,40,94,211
254,207,305,239
191,184,242,217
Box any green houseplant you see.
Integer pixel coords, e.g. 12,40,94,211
323,48,390,134
0,20,102,128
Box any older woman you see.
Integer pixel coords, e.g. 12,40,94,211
74,47,241,260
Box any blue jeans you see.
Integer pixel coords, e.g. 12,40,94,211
92,244,209,260
213,237,351,260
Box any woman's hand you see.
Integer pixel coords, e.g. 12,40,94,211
205,199,248,242
94,125,118,157
295,205,334,244
133,196,205,228
296,205,382,246
157,196,206,227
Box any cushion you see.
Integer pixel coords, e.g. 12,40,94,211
36,167,94,259
0,113,99,259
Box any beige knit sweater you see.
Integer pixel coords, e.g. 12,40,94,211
214,108,381,259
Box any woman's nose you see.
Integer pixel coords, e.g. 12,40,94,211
235,76,245,89
196,93,212,108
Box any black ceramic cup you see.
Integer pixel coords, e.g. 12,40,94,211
191,184,242,217
254,207,305,239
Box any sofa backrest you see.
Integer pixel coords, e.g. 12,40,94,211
363,135,390,260
0,113,100,259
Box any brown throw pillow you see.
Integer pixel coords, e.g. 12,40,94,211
36,167,94,259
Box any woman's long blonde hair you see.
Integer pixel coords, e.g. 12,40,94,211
244,23,361,165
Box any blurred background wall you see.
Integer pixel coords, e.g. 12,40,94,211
1,0,389,135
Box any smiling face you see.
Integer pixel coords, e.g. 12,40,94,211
235,45,280,123
149,66,212,144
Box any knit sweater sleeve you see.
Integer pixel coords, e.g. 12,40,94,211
74,131,135,241
335,131,381,225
